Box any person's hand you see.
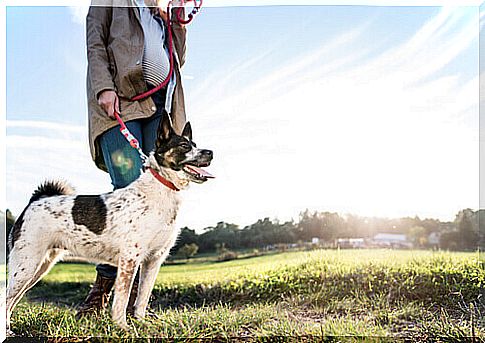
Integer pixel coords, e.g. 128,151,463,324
159,9,168,22
157,0,169,21
158,0,186,25
98,90,119,119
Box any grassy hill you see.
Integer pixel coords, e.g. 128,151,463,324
10,249,485,340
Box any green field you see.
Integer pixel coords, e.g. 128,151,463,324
10,249,485,340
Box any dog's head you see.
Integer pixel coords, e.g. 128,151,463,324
150,114,213,185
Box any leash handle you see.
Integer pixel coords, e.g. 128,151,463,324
113,111,148,162
175,0,203,25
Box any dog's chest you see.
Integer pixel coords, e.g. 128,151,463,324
104,187,180,248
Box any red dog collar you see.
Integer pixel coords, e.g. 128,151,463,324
148,167,179,191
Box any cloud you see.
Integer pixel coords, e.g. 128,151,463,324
69,3,90,25
7,120,84,133
183,7,479,227
6,121,110,215
6,6,479,232
205,0,482,6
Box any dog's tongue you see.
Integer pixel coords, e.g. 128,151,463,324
186,165,215,178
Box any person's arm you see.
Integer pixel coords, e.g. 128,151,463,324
171,7,187,68
86,5,119,118
159,5,187,68
86,5,116,100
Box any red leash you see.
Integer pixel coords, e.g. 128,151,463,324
130,0,202,102
113,111,147,161
175,0,203,25
130,3,174,101
114,110,179,191
112,0,202,190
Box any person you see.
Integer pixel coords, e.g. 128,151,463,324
78,0,187,317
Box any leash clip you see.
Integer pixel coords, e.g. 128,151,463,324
114,111,149,166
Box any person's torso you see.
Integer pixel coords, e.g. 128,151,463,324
135,0,171,86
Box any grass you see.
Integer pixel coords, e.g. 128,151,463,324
9,249,485,340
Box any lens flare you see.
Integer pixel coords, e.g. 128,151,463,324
111,149,134,175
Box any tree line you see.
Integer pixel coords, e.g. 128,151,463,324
173,208,483,253
4,208,482,256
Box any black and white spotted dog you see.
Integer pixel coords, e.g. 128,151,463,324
6,114,213,332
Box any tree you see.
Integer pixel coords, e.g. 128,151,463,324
456,209,478,250
6,209,15,238
198,222,240,252
408,226,427,248
479,210,485,250
297,210,346,242
178,243,199,259
6,209,16,256
172,227,198,254
440,230,461,250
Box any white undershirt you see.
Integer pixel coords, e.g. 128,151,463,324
135,0,177,113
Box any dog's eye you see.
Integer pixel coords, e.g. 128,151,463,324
180,143,191,150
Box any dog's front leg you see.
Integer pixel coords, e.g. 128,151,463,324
134,253,165,319
112,256,139,330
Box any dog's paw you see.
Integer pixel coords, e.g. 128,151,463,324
113,315,130,332
133,308,160,320
133,309,145,320
116,321,130,332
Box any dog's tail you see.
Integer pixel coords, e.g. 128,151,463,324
8,181,75,252
29,180,76,204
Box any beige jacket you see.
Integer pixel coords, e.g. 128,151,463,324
86,0,187,172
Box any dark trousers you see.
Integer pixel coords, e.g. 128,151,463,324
96,88,166,279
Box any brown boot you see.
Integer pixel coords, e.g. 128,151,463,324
76,273,115,319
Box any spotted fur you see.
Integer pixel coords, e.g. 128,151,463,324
6,118,213,333
9,180,75,251
72,195,107,234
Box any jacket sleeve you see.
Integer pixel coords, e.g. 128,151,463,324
171,7,187,68
86,5,115,99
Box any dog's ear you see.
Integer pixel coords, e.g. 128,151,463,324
182,122,192,141
157,113,174,146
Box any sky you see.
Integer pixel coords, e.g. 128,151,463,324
4,1,482,232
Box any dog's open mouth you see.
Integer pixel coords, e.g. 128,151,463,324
183,163,214,182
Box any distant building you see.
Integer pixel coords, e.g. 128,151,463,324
428,232,440,248
372,233,412,248
336,238,365,249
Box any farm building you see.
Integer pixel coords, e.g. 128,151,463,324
372,233,412,248
336,238,365,249
428,232,441,248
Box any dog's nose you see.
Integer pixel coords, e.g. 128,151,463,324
202,150,213,159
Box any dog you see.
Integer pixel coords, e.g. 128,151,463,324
6,114,213,332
